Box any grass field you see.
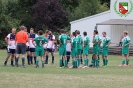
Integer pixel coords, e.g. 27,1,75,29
0,50,133,88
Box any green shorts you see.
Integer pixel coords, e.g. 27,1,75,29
35,48,44,56
77,49,82,56
122,47,129,55
102,48,109,56
83,46,89,55
71,49,78,58
59,47,66,56
93,47,99,55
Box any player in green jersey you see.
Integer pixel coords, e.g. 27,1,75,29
119,31,131,66
33,30,48,68
76,30,83,68
102,32,111,67
82,31,90,68
58,29,71,68
98,36,102,66
92,30,99,68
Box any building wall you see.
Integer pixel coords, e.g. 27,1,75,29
70,11,111,47
111,25,133,44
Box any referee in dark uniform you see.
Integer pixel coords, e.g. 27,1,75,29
15,26,29,68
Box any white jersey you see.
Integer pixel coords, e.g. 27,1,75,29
6,33,16,49
47,35,55,49
66,42,71,52
29,33,38,48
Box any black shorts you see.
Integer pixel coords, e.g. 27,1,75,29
7,48,15,54
30,48,35,52
66,51,71,56
46,48,55,53
26,46,30,52
16,43,26,54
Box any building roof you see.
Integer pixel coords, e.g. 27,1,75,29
70,10,110,24
96,19,133,25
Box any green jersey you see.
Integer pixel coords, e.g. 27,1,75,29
59,34,70,48
122,36,131,48
83,36,90,47
102,36,111,48
34,36,48,49
76,35,83,49
93,35,99,48
71,37,79,49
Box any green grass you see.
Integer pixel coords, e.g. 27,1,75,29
0,50,133,88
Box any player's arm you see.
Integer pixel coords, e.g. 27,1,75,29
5,34,10,46
32,38,36,47
124,40,131,46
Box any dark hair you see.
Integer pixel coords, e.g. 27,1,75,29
94,30,98,34
38,30,43,35
72,32,76,36
30,28,34,30
77,30,80,34
102,32,106,34
83,31,87,36
20,26,25,30
60,29,64,33
45,30,49,33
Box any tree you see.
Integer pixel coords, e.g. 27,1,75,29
33,0,68,32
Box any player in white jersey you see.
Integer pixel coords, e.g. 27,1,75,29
66,40,71,64
29,28,38,64
45,31,55,64
43,30,49,56
4,28,16,66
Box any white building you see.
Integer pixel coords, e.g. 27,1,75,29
70,0,133,47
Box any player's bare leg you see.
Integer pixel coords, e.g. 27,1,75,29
41,56,45,68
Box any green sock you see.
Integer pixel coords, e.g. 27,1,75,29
98,58,100,66
78,58,81,66
103,59,105,66
122,59,125,65
65,60,68,67
105,59,108,66
96,59,98,67
126,59,129,65
86,59,89,66
36,59,39,66
42,61,45,66
93,59,96,66
72,60,74,66
75,60,78,68
60,59,62,67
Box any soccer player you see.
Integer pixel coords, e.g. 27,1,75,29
66,40,71,64
98,36,102,66
76,30,83,68
82,31,90,68
24,27,30,65
70,32,79,68
45,30,55,64
92,30,99,68
119,31,131,66
102,32,111,67
33,30,48,68
59,29,70,68
29,28,38,64
4,28,16,66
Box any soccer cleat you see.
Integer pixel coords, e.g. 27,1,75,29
119,64,124,66
36,65,39,68
69,66,74,69
42,65,44,68
22,65,26,68
3,64,7,66
45,61,48,64
82,66,89,68
11,64,15,67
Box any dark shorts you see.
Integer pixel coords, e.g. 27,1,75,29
7,48,15,54
26,46,30,52
46,48,55,53
16,43,26,54
30,48,35,52
66,51,71,56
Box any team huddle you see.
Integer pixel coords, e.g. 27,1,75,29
3,26,132,68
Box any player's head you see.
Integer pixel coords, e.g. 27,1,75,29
102,32,106,37
45,30,49,34
20,26,25,30
24,27,27,32
60,29,64,34
12,28,16,34
76,30,80,35
48,30,52,35
72,32,76,37
30,28,34,34
123,31,128,37
83,31,87,37
38,30,43,36
93,29,98,35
